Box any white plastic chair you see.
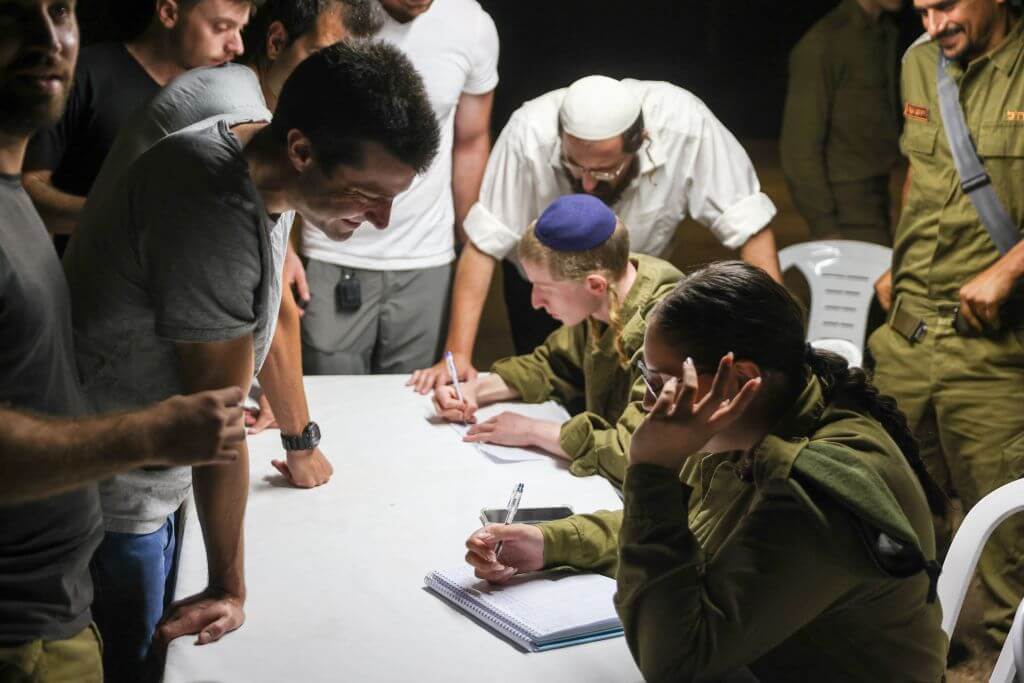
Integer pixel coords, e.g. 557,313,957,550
934,479,1024,682
778,240,892,367
1013,598,1024,683
989,595,1024,683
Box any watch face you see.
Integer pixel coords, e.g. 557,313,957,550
304,422,321,443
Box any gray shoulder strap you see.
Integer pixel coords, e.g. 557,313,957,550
936,55,1021,255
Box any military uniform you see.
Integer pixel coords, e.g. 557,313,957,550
538,374,947,682
780,0,900,245
491,254,681,487
868,22,1024,644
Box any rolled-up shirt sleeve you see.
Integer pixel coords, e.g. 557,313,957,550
463,119,543,259
684,106,777,250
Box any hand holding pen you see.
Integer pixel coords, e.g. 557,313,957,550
433,351,478,423
464,483,543,585
494,482,524,560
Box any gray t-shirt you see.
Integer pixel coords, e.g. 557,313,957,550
83,62,278,246
0,175,102,643
63,121,288,534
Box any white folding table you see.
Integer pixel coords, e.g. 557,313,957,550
163,375,641,682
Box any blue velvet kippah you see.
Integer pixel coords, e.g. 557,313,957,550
534,195,616,251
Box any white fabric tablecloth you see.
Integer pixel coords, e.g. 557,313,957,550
164,375,641,682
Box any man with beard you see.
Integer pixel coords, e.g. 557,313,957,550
22,0,253,253
408,75,781,392
869,0,1024,654
0,1,247,679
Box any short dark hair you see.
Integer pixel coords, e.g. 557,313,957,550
272,41,440,174
240,0,383,66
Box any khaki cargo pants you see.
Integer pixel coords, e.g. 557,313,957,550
869,293,1024,646
0,624,102,683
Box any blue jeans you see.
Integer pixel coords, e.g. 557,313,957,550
90,514,176,683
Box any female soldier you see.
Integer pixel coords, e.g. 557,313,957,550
434,193,682,486
464,261,948,682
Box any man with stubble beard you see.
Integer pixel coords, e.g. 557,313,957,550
0,2,249,679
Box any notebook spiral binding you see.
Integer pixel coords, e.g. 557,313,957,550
426,571,541,642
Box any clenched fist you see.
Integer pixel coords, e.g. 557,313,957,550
147,387,247,467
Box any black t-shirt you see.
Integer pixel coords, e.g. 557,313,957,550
0,175,103,644
24,42,159,197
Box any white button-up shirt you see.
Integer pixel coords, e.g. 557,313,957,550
464,79,776,273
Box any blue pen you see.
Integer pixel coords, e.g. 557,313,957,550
494,482,524,561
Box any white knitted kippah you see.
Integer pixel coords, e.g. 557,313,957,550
558,75,641,141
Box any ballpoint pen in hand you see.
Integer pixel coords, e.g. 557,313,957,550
443,351,465,404
494,482,524,561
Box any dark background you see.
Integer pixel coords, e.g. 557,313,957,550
79,0,925,139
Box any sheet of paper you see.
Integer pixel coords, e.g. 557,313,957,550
449,401,571,463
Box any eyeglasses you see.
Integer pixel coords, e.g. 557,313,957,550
635,358,663,397
636,356,714,398
561,154,633,183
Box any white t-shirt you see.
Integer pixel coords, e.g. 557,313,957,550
463,79,778,276
301,0,499,271
80,63,289,372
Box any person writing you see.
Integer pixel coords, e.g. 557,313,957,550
464,262,948,681
433,194,681,486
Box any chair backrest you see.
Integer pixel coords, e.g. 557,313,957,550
988,596,1024,683
989,597,1024,683
937,479,1024,638
1015,598,1024,683
778,240,892,365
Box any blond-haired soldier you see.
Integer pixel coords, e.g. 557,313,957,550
433,194,681,486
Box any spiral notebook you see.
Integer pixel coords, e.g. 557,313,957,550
424,564,623,652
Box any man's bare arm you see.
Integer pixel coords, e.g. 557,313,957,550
407,240,497,393
257,286,333,487
443,241,495,360
451,91,494,245
177,336,253,597
22,169,85,236
738,226,783,283
0,388,245,504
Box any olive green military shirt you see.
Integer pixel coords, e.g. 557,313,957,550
897,20,1024,303
780,0,900,238
490,254,682,487
539,375,947,682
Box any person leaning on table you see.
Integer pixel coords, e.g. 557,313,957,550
433,194,682,487
465,262,948,682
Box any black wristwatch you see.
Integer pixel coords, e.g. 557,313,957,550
281,421,321,452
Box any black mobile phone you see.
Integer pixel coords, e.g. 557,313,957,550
479,506,575,525
335,271,361,312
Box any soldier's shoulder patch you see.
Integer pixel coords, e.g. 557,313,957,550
904,103,930,122
1007,110,1024,122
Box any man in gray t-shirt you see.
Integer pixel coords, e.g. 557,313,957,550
62,41,440,673
67,119,288,535
80,0,369,492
